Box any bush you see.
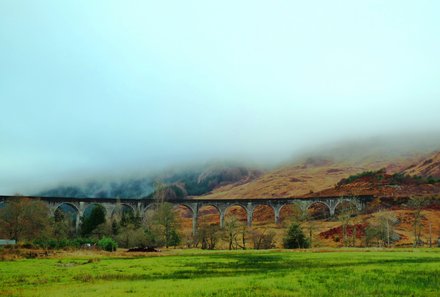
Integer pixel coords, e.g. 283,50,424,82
81,205,106,236
338,169,386,186
97,237,118,252
283,223,310,249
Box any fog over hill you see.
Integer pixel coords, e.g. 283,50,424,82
35,133,440,199
202,133,440,199
37,161,264,199
290,133,440,165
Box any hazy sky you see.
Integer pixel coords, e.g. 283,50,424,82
1,1,440,194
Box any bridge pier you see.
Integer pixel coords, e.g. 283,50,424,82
329,207,336,217
102,203,115,222
295,200,312,219
273,204,282,225
246,210,253,227
75,213,81,233
246,202,255,227
192,210,198,237
327,199,338,217
219,209,226,229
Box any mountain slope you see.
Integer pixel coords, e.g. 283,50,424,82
200,155,420,199
403,151,440,179
308,168,440,198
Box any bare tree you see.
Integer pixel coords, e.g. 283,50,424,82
144,182,181,248
337,201,357,247
0,196,50,242
377,210,399,247
407,196,430,247
197,223,220,250
222,217,242,250
250,227,276,249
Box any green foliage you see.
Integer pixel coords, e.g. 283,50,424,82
81,205,106,237
283,223,310,249
338,169,386,185
143,227,162,248
168,230,181,248
115,225,147,248
97,237,117,252
52,209,76,240
427,176,440,184
339,168,440,186
111,220,120,235
389,172,406,185
120,211,141,227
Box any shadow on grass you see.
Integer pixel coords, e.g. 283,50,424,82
75,253,440,283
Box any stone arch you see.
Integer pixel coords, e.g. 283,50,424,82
174,203,199,236
224,203,250,226
141,203,154,223
279,203,303,224
83,203,107,218
112,203,135,216
141,202,181,217
224,203,248,219
52,202,81,230
53,202,80,216
307,201,331,220
171,203,194,230
334,199,360,216
142,203,155,213
111,203,136,222
252,204,275,225
177,203,196,216
198,204,221,226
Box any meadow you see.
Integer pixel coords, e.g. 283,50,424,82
1,249,440,297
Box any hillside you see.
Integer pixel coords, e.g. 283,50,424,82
308,168,440,198
200,155,420,199
403,151,440,179
307,151,440,198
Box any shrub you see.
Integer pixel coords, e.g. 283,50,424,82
81,205,106,236
97,237,117,252
283,223,310,249
338,169,386,186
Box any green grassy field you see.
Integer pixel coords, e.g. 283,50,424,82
1,249,440,297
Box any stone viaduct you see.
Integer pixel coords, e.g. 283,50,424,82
0,195,373,235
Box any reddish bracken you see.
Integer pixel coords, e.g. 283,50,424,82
319,223,367,240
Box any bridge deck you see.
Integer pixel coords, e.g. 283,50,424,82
0,194,374,203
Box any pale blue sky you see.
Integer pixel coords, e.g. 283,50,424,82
1,1,440,194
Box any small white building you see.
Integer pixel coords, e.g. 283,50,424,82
0,239,16,245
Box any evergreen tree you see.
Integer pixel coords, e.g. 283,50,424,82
283,223,310,249
81,205,106,236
